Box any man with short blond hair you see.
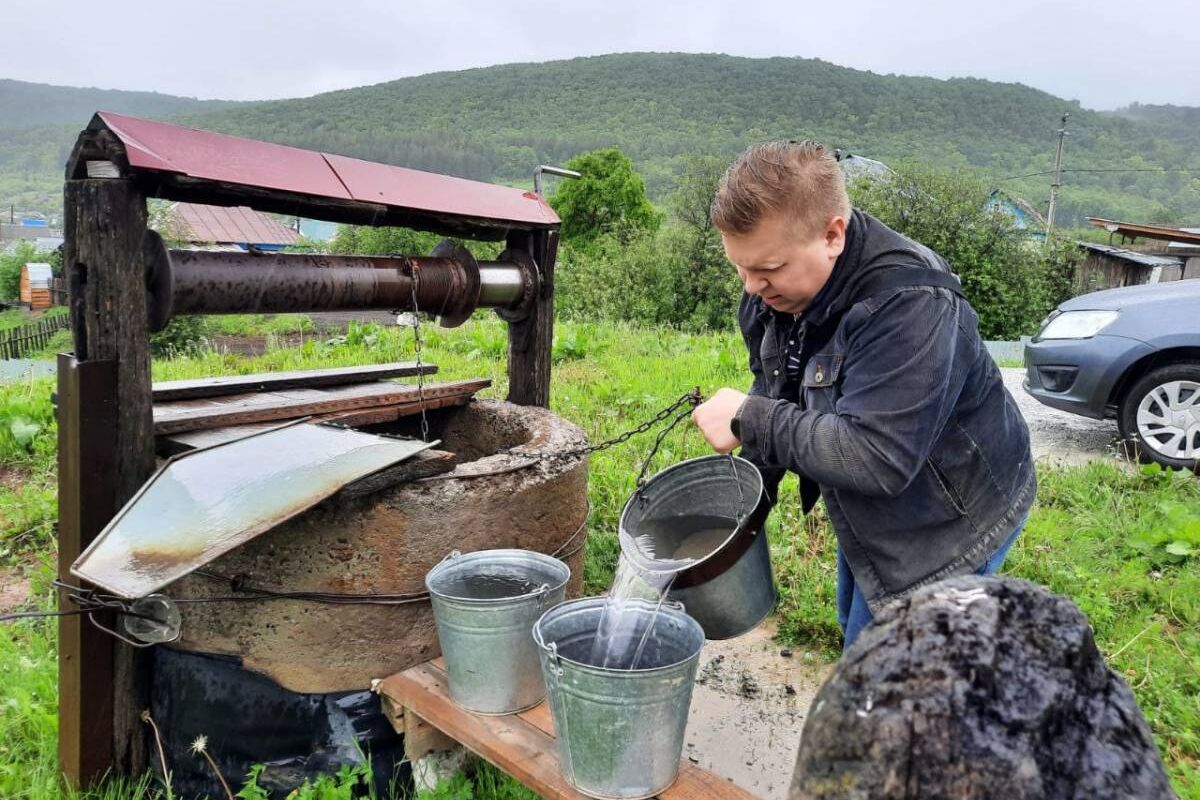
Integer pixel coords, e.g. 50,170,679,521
693,140,1035,650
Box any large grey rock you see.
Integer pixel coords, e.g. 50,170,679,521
790,576,1174,800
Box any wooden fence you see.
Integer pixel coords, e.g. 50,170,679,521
50,277,68,307
0,314,70,359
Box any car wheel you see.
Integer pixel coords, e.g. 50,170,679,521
1118,364,1200,470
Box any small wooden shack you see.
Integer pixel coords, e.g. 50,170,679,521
1075,242,1185,293
19,262,53,310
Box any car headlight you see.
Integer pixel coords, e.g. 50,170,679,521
1037,310,1119,340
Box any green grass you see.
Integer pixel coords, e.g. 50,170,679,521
200,313,315,337
0,316,1197,797
0,307,67,333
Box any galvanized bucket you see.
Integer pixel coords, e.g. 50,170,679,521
619,455,775,640
425,549,569,715
533,597,705,800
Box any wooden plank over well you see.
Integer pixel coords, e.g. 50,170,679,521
155,394,470,456
376,659,757,800
152,379,489,435
151,362,439,402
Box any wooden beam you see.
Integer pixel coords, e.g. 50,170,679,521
151,362,439,402
314,393,470,427
505,231,557,408
154,395,473,457
152,378,490,435
56,356,118,787
62,178,158,780
403,708,460,762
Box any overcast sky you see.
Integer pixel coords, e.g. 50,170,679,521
4,0,1197,109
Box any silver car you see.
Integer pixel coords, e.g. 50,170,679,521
1024,279,1200,469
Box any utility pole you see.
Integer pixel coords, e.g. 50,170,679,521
1046,112,1070,237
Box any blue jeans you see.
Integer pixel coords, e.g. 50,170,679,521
837,519,1025,651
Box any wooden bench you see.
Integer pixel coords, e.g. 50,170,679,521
376,658,758,799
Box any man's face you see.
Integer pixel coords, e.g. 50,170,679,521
721,212,847,315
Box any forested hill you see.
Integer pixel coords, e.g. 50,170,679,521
1105,103,1200,150
0,78,240,129
3,54,1198,224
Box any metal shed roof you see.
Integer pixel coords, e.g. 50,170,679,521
23,262,53,287
1077,242,1183,268
88,112,559,234
170,203,300,246
1087,218,1200,246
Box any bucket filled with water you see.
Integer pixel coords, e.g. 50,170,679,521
533,597,705,800
619,454,775,639
426,549,569,714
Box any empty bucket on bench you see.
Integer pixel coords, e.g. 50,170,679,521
533,597,704,800
426,549,569,715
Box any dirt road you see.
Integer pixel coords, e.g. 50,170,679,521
1000,367,1123,466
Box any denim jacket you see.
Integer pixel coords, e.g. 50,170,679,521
737,210,1036,612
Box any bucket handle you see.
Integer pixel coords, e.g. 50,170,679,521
532,583,552,610
542,640,564,677
439,550,462,563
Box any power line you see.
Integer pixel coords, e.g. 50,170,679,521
996,167,1200,181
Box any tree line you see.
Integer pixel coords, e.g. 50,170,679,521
331,146,1076,341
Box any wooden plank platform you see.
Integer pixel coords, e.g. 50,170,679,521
151,362,439,402
377,659,757,800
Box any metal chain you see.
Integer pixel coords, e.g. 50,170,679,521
409,268,431,443
509,387,703,464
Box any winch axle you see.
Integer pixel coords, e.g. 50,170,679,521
145,234,536,331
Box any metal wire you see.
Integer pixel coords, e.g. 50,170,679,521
0,505,595,633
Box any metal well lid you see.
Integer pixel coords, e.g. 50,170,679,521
72,421,436,599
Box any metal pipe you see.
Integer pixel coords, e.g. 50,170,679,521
478,265,525,307
156,249,528,328
533,165,581,196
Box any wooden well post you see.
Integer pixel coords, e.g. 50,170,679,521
58,172,158,783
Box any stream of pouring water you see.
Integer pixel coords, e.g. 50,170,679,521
588,515,737,670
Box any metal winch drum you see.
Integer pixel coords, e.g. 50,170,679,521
425,549,570,714
534,597,705,800
619,454,775,640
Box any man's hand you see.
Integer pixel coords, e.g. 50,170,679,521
692,388,747,453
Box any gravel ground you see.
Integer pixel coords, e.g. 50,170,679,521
1000,367,1124,466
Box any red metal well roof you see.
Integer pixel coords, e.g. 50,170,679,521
324,153,559,229
172,202,300,246
95,111,559,229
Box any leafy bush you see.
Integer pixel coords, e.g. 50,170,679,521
549,148,661,243
851,165,1077,339
0,377,56,467
237,762,371,799
149,315,210,357
331,225,442,256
